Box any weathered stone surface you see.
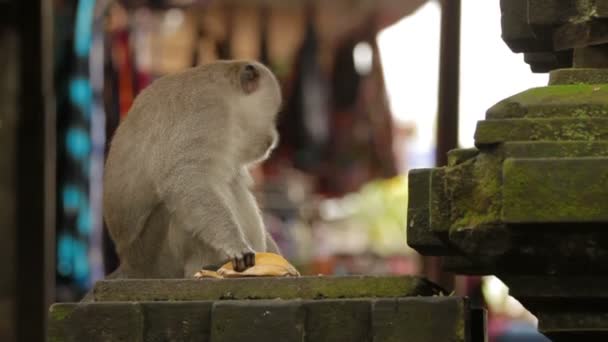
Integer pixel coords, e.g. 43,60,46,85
412,2,608,337
501,141,608,158
500,0,546,53
486,84,608,120
549,68,608,85
443,152,502,231
210,300,306,342
304,300,371,342
48,302,144,342
536,309,608,333
142,302,212,342
502,157,608,222
407,169,449,254
372,297,468,342
475,118,608,144
429,168,450,234
500,0,608,71
48,297,477,341
524,51,573,73
502,276,608,299
555,22,608,51
92,276,445,302
447,148,479,167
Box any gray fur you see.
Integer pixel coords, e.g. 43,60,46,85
103,60,282,278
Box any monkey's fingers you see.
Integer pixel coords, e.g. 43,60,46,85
232,251,256,272
245,252,255,268
233,257,244,272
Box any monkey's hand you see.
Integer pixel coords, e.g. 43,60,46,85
230,249,256,272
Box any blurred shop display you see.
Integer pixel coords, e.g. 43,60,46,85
258,169,417,276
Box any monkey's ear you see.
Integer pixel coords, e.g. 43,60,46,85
240,64,260,94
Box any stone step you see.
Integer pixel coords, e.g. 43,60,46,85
49,297,474,342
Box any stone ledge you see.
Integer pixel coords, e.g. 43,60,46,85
91,276,445,302
49,297,473,342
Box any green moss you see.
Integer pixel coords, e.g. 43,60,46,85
447,148,479,166
502,141,608,158
455,299,466,342
445,151,502,229
487,84,608,119
549,69,608,85
49,304,73,321
549,68,608,85
475,118,608,144
502,158,608,222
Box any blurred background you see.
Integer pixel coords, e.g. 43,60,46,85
1,0,550,341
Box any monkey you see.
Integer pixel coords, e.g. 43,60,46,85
102,60,282,280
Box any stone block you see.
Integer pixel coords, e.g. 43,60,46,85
371,297,468,342
48,295,476,341
304,299,371,342
210,300,305,342
429,168,450,234
447,148,479,167
407,168,448,254
500,0,546,53
48,302,144,342
475,118,608,144
502,157,608,222
485,84,608,120
502,276,608,299
501,141,608,159
142,301,212,342
549,68,608,85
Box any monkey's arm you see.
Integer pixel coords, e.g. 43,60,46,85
265,231,281,254
162,172,256,271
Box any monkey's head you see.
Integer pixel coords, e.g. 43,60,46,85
157,60,282,166
222,60,282,165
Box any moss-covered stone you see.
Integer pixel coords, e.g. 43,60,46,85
447,148,479,166
486,84,608,119
445,151,502,230
501,141,608,158
304,300,371,342
429,168,450,234
48,303,144,342
407,168,453,254
92,276,446,302
142,302,212,342
475,118,608,144
502,157,608,222
549,68,608,85
48,297,478,341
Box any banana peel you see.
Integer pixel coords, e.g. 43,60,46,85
194,252,300,279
